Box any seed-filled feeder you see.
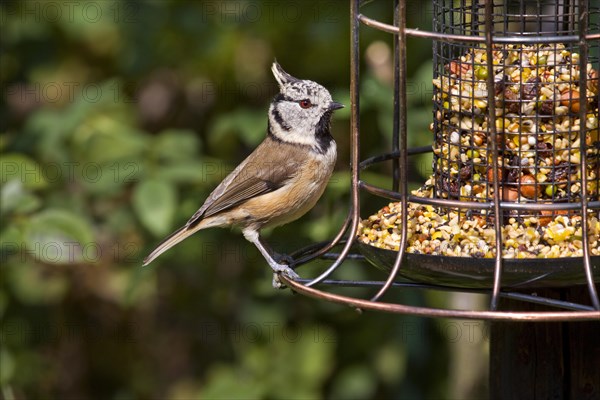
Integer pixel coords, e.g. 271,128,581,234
282,0,600,321
280,1,599,395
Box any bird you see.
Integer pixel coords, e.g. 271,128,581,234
142,61,344,287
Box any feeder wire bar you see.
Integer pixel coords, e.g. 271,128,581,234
369,0,409,303
281,276,600,321
293,278,597,312
577,0,600,310
301,0,363,288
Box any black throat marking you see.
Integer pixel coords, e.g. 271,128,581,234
314,112,334,154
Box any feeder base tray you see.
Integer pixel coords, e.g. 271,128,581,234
356,241,600,289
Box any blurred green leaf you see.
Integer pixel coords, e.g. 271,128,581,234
201,323,334,400
72,115,148,165
78,160,144,195
8,261,69,304
292,326,335,386
123,266,156,307
330,365,377,400
374,342,407,384
154,161,208,184
22,109,70,164
361,75,394,110
132,179,177,236
200,364,266,400
0,290,6,318
153,129,201,162
0,180,41,215
24,209,94,264
0,225,22,251
209,108,267,148
0,154,47,190
0,347,15,386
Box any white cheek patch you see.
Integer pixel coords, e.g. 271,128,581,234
269,103,319,146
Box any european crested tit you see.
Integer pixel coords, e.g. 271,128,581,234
143,61,343,286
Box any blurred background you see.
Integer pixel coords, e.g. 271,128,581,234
1,1,489,398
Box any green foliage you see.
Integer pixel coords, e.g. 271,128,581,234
132,179,177,237
1,180,41,215
199,325,335,399
1,155,47,190
25,208,94,263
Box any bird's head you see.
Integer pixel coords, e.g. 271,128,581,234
268,61,343,151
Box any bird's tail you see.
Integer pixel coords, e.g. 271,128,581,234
142,224,203,266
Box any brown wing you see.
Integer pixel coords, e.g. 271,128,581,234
186,138,300,227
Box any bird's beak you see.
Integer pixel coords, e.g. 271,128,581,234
328,101,345,111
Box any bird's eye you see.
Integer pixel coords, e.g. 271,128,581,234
299,99,312,109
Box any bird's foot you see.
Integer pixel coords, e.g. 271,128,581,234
271,263,300,289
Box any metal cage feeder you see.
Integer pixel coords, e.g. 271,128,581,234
280,0,600,322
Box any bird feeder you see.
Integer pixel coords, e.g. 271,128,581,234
282,0,600,395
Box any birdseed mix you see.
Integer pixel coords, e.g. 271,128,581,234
358,180,600,258
432,43,598,204
359,44,600,259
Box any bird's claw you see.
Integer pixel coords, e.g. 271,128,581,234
271,264,300,289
